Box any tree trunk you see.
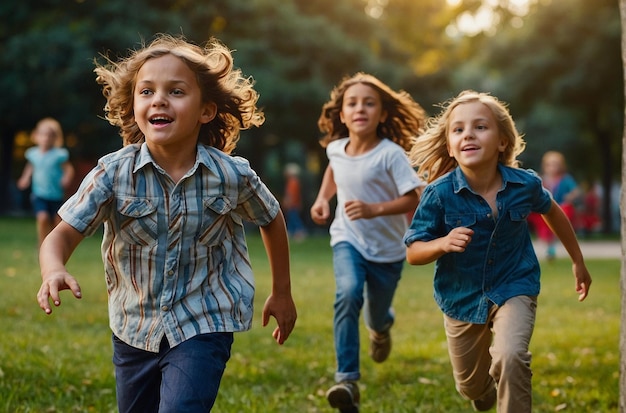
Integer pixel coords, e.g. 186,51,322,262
619,0,626,413
0,122,17,214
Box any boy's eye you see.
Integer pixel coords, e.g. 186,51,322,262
139,89,152,95
453,127,463,133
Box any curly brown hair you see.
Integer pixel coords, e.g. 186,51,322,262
317,73,425,152
93,34,264,154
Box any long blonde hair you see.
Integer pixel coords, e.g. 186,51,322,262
410,90,526,183
94,34,264,154
317,73,425,151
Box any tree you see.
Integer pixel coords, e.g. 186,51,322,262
446,0,623,233
0,0,414,210
619,0,626,413
0,0,186,212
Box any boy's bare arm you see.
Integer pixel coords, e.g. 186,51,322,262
259,212,297,344
37,221,84,313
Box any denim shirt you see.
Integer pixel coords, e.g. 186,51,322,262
59,143,279,352
404,165,553,324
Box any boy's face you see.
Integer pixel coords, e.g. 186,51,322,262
133,54,216,152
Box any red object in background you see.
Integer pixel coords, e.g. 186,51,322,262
528,203,577,242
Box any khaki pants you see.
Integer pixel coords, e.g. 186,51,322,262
443,295,537,413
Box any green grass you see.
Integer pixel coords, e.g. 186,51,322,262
0,217,619,412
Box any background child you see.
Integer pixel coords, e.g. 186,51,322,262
17,117,74,248
36,34,297,412
310,73,425,413
529,150,581,260
404,90,592,412
282,162,307,241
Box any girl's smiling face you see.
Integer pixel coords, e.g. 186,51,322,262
133,54,216,151
339,83,387,139
447,101,507,170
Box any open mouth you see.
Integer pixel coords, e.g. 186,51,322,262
149,116,173,125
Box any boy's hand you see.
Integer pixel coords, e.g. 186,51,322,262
37,271,82,314
572,262,592,301
262,293,297,345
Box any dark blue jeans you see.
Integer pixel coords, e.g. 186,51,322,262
112,332,234,413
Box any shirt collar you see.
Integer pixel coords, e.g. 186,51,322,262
133,143,153,173
451,163,524,194
133,142,212,176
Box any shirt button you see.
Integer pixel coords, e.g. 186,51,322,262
168,270,174,276
161,305,169,312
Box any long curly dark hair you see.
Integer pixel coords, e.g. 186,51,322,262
317,73,425,151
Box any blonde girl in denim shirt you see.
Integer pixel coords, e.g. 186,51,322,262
36,34,296,412
404,91,591,412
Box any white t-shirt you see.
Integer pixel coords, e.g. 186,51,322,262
327,137,422,262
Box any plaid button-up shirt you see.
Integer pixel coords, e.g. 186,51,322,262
59,143,279,352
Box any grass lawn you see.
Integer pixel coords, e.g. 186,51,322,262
0,217,619,412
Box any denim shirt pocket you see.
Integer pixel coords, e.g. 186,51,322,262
501,207,533,255
198,196,234,247
116,197,159,246
509,208,530,222
444,213,477,229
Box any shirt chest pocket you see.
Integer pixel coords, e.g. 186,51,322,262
117,197,159,246
509,208,530,222
445,214,477,229
197,195,235,247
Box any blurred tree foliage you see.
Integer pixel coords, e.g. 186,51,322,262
441,0,623,232
0,0,622,232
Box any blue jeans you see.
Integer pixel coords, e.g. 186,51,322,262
332,242,403,382
113,332,233,413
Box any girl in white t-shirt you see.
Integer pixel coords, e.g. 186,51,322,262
310,73,425,413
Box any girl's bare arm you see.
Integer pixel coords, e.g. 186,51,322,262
541,200,592,301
